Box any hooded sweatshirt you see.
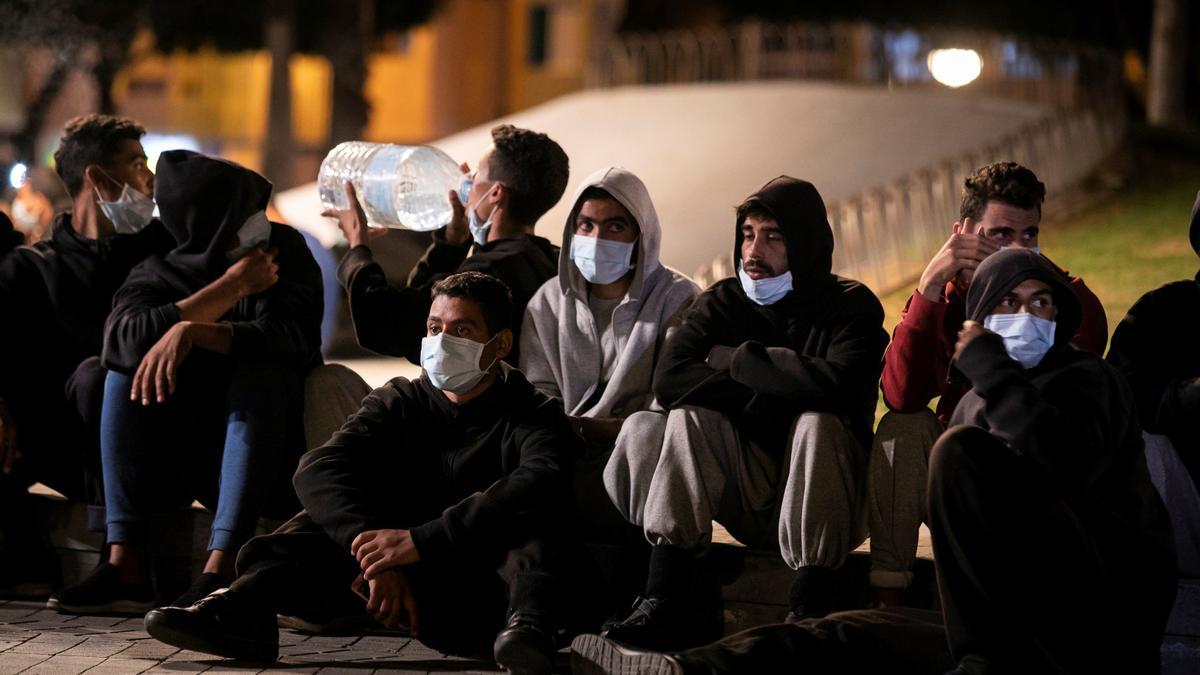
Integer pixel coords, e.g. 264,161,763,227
102,150,322,375
653,176,888,451
0,210,173,409
1108,189,1200,487
0,212,21,259
337,208,560,366
881,243,1107,424
519,167,699,418
948,248,1175,659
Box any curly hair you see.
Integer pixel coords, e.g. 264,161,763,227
486,124,569,226
959,161,1046,222
53,114,146,196
431,271,514,335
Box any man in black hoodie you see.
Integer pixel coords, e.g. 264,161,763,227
327,124,567,366
1107,190,1200,577
142,272,580,675
49,150,323,614
0,114,173,596
934,247,1175,673
571,247,1174,675
603,177,888,649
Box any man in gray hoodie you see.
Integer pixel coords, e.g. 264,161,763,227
520,167,698,543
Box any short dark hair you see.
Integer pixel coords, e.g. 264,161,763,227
735,200,775,226
487,124,569,226
430,271,514,335
960,161,1046,222
53,114,146,196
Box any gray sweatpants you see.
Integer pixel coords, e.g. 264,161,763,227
865,409,942,589
605,405,867,570
302,363,372,452
1144,432,1200,577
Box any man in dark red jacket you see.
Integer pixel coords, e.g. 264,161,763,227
867,162,1108,600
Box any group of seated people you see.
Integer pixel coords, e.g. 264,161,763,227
0,113,1190,675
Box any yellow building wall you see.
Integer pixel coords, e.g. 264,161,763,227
363,27,438,143
504,0,592,113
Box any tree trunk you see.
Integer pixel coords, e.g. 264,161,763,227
321,0,371,148
1147,0,1189,129
263,0,296,189
14,45,78,163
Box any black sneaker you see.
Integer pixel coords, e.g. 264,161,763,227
47,563,154,614
0,547,60,598
493,611,556,675
571,633,683,675
144,588,278,662
601,596,716,652
170,573,227,609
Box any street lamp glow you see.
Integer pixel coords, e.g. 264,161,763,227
8,162,27,189
927,48,982,88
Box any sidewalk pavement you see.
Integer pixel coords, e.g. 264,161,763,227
0,601,537,674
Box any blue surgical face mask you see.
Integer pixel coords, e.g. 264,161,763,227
420,332,498,393
982,312,1056,369
227,211,272,261
465,182,498,247
737,262,793,306
571,234,636,285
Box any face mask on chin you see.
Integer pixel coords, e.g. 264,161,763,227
982,312,1056,369
737,261,793,306
465,182,499,247
94,170,155,234
226,211,273,261
571,234,636,285
420,332,499,394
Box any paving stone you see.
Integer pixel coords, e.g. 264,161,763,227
60,637,132,658
142,662,211,673
8,633,87,655
21,654,105,674
0,653,51,675
82,657,161,674
120,640,181,659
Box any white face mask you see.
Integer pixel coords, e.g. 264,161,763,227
420,332,498,394
465,182,498,247
94,171,155,234
982,312,1056,369
226,211,272,261
737,262,793,306
571,234,635,285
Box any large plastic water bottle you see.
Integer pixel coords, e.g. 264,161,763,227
318,142,462,231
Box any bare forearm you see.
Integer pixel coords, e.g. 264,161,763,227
176,276,245,324
186,321,234,355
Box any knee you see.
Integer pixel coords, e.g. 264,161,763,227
927,425,1002,489
304,364,370,404
874,409,940,444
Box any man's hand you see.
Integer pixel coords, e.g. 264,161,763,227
355,569,419,634
131,322,194,405
0,402,18,474
954,320,989,360
706,345,736,371
222,247,279,297
917,224,999,302
444,162,471,247
351,528,420,579
322,181,383,249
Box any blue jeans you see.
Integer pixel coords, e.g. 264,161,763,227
101,357,303,552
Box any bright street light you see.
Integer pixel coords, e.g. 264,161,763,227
927,48,983,88
8,162,27,189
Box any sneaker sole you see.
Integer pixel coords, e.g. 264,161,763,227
47,596,156,615
570,634,681,675
145,610,277,663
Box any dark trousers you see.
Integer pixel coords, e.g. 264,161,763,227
672,608,955,675
0,356,107,546
231,511,558,657
928,425,1174,675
